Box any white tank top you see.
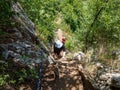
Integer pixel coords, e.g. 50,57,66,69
55,40,63,48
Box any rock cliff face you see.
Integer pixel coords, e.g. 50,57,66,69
0,1,49,68
83,61,120,90
11,2,38,43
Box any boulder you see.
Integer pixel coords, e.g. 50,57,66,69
100,73,120,88
73,51,86,62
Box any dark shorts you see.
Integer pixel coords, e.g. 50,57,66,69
54,43,65,56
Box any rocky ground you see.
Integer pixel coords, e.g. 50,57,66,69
41,58,84,90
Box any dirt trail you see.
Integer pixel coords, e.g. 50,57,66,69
41,58,84,90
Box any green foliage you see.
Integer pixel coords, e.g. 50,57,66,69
61,0,83,32
1,0,117,52
72,0,120,52
14,68,37,84
0,74,9,86
65,35,83,52
0,63,8,86
0,61,37,87
0,30,8,35
19,0,59,42
0,0,16,28
19,0,120,52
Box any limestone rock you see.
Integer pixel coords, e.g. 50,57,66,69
100,73,120,88
73,51,86,62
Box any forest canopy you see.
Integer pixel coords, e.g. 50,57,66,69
0,0,120,53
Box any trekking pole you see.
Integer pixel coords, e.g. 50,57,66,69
37,62,42,90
